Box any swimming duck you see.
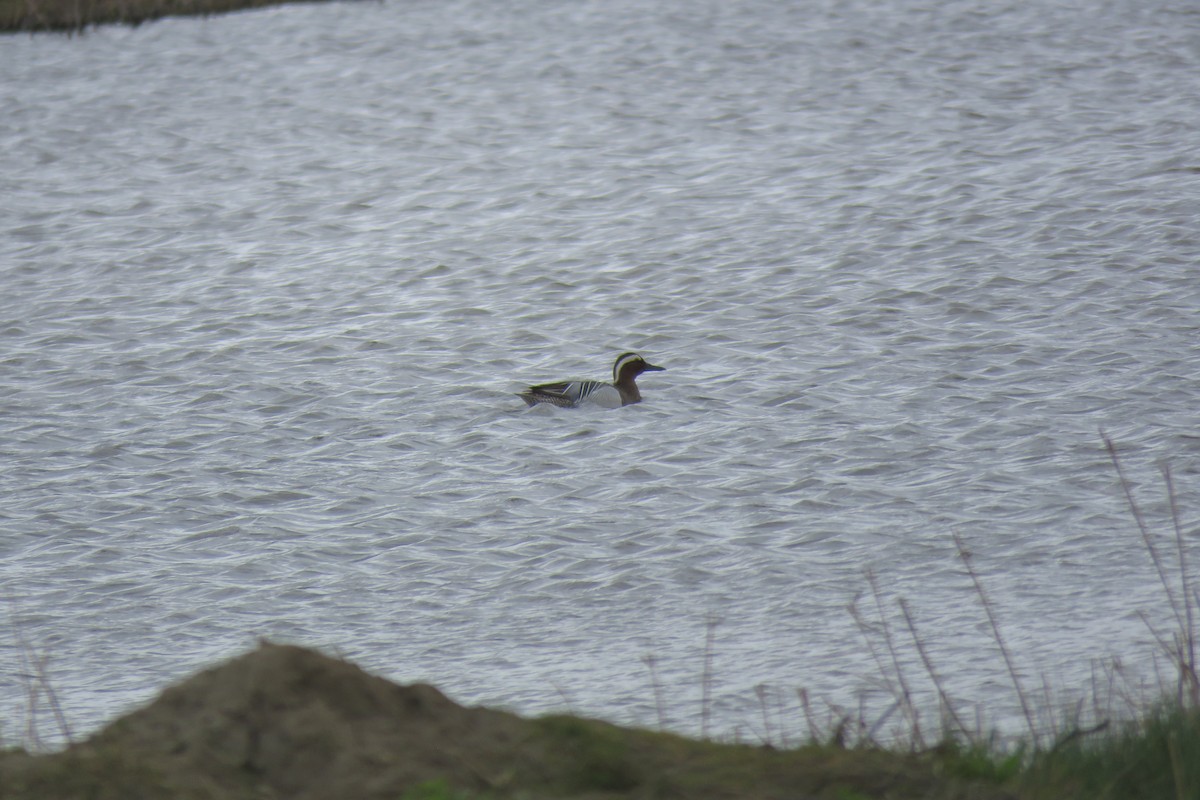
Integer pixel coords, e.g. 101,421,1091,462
518,352,666,408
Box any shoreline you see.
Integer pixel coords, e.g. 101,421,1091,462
0,0,343,33
2,642,1197,799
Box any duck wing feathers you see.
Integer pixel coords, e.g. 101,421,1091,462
518,379,611,408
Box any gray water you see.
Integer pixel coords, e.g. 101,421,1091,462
3,0,1200,746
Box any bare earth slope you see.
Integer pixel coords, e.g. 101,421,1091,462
0,643,1014,800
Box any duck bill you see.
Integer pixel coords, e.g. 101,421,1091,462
644,363,666,372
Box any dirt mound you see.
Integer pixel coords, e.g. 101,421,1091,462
0,642,1016,800
3,642,538,799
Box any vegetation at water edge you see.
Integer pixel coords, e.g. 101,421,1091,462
1,0,338,33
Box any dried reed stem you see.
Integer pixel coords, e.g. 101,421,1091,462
796,687,825,744
6,597,74,749
897,597,973,742
700,614,719,740
1104,432,1199,705
953,532,1038,745
867,569,924,747
640,653,668,731
1161,461,1199,703
1103,434,1188,635
754,683,774,747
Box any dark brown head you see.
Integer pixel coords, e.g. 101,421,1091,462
612,352,666,386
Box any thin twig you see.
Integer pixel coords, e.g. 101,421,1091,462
864,697,902,746
754,684,774,747
1138,609,1177,661
700,614,719,741
640,654,668,731
774,682,790,749
797,687,824,743
1161,462,1199,704
898,597,973,742
12,640,41,748
34,652,73,746
954,532,1039,745
1039,672,1057,736
849,587,912,738
1048,719,1110,753
1103,434,1187,635
865,570,923,747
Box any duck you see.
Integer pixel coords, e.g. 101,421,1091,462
518,352,666,408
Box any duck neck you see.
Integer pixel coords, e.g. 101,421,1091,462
614,374,642,405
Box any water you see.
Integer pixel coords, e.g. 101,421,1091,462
2,0,1200,746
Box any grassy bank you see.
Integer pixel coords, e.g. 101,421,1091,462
1,642,1198,800
1022,703,1200,800
0,0,334,33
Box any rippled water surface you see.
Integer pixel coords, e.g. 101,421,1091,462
3,0,1200,744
